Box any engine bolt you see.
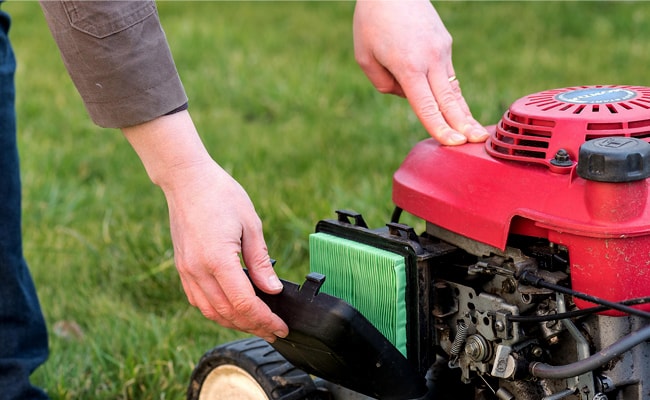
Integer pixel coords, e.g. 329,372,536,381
495,320,506,332
464,334,491,362
532,346,543,358
550,148,573,167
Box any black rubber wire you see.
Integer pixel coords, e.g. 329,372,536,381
519,270,650,320
508,296,650,323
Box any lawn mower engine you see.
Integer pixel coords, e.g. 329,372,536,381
188,86,650,400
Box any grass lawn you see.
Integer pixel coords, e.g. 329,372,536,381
4,1,650,398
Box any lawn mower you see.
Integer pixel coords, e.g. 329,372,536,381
187,85,650,400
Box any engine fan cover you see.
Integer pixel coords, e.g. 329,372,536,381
487,85,650,169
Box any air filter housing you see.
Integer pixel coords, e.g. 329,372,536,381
308,211,435,374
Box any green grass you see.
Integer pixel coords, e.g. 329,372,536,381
4,1,650,398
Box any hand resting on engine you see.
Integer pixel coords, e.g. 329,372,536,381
353,0,489,146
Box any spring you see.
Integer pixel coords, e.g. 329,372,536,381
450,320,469,357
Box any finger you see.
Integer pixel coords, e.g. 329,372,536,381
215,268,288,340
208,255,288,337
445,73,489,143
178,273,197,307
428,69,488,144
240,217,283,295
357,56,405,97
247,258,283,295
181,276,239,330
197,268,286,341
399,72,467,145
448,75,472,116
178,243,288,341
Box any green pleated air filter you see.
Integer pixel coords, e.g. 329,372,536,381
309,232,408,356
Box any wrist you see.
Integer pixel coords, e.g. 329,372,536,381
122,110,214,192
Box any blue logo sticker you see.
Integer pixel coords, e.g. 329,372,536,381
555,88,637,104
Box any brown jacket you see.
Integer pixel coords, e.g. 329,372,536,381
40,1,188,129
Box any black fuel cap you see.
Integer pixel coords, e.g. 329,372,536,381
577,137,650,182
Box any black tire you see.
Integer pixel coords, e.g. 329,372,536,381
187,337,319,400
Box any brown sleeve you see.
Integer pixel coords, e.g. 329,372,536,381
39,1,188,129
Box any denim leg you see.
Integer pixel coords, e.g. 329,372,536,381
0,9,50,400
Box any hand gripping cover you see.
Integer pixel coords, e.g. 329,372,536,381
246,270,428,400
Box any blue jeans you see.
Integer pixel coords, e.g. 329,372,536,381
0,8,50,400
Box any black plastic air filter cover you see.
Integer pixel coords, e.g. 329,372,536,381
245,270,428,400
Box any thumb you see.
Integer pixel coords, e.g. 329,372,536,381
248,257,283,295
241,223,283,295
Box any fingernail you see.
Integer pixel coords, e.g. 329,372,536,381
274,330,288,338
462,123,488,142
450,133,467,143
268,275,283,291
471,127,489,141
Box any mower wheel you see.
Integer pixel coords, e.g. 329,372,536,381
187,337,320,400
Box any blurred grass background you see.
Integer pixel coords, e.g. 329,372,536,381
4,1,650,398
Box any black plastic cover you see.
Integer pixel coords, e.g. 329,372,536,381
246,270,428,400
577,137,650,182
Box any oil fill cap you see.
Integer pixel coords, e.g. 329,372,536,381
577,137,650,182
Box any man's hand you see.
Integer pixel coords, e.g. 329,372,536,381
353,0,489,145
123,111,289,343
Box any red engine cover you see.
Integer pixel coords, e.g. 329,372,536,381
393,85,650,315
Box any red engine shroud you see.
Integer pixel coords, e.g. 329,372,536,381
393,85,650,315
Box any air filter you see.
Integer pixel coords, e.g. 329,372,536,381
309,232,408,356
